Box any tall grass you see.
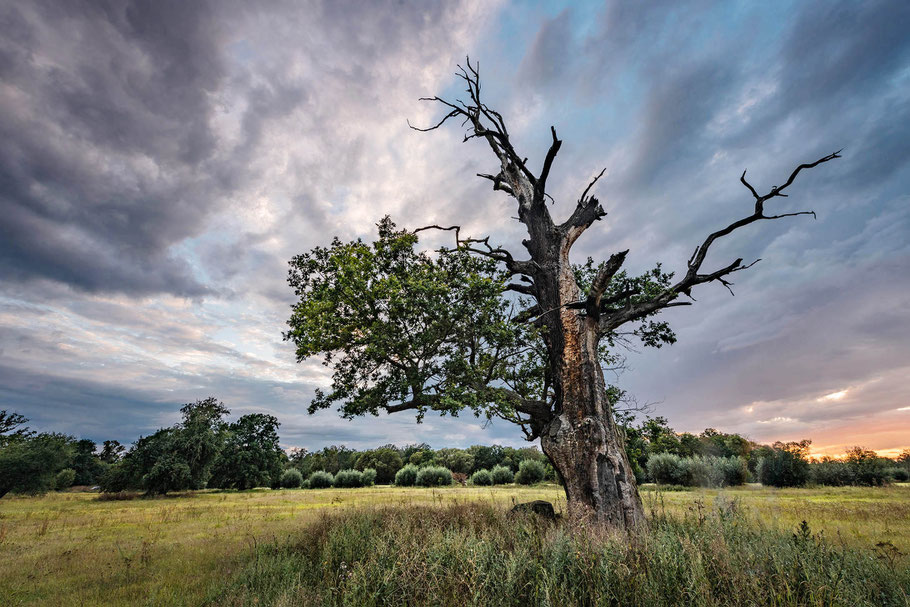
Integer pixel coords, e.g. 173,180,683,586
210,499,909,606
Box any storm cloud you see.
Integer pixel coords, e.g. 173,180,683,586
1,0,907,456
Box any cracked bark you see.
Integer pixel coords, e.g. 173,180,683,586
412,58,840,528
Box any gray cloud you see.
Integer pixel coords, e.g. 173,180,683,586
1,0,908,455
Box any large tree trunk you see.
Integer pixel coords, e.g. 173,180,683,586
538,261,645,527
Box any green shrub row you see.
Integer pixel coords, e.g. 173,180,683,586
278,468,380,490
647,453,748,487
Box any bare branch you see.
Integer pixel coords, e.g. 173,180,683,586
410,56,557,239
599,151,840,335
740,170,760,200
536,126,562,198
562,168,608,240
589,250,630,301
413,224,462,246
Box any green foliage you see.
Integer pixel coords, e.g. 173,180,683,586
470,469,493,486
431,448,474,474
144,453,192,495
647,453,690,486
280,468,303,489
845,446,891,486
758,441,811,487
285,218,528,423
70,440,105,486
333,469,364,488
0,432,73,498
354,448,403,484
175,397,230,490
394,464,419,486
415,466,452,487
646,453,748,487
98,440,125,464
291,445,357,477
214,502,910,607
490,465,514,485
361,468,377,486
307,471,334,489
514,459,546,485
210,414,284,490
55,468,76,489
466,445,503,473
0,410,33,444
574,258,678,348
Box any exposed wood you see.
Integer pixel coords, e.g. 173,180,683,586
412,57,840,528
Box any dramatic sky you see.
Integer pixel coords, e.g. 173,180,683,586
2,0,908,456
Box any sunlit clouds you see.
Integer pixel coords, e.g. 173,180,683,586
0,1,908,455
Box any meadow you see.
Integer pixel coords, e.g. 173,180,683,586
0,484,907,606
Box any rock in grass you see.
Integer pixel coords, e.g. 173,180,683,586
510,500,557,520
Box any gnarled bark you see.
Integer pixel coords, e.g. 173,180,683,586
412,58,839,528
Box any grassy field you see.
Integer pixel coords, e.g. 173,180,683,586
0,483,907,605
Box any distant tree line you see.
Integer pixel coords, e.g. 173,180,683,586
617,414,909,488
1,403,907,498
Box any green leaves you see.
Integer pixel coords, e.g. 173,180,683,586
285,218,529,421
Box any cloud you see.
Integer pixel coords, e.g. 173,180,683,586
0,0,908,454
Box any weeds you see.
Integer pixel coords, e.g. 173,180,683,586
211,501,909,606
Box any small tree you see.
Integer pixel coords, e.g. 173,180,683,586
210,414,284,490
175,397,230,489
0,430,73,499
308,471,334,488
470,469,494,486
280,468,303,488
99,440,125,464
844,447,890,486
415,466,452,487
354,448,404,485
515,459,546,485
55,468,77,490
491,465,514,485
144,453,192,495
395,464,419,486
758,440,811,487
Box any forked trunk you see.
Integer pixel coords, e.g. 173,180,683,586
538,264,645,528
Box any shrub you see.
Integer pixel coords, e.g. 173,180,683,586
648,454,747,487
334,469,364,488
280,468,303,488
515,459,546,485
888,467,909,482
451,472,468,486
415,466,452,487
717,456,749,486
491,465,514,485
354,449,403,484
431,449,474,474
758,442,810,487
300,479,310,489
647,453,689,485
307,470,334,489
470,469,493,486
55,468,76,490
845,447,890,486
361,468,377,486
394,464,419,486
143,454,192,495
811,459,852,486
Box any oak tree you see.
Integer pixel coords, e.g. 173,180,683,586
286,60,839,527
